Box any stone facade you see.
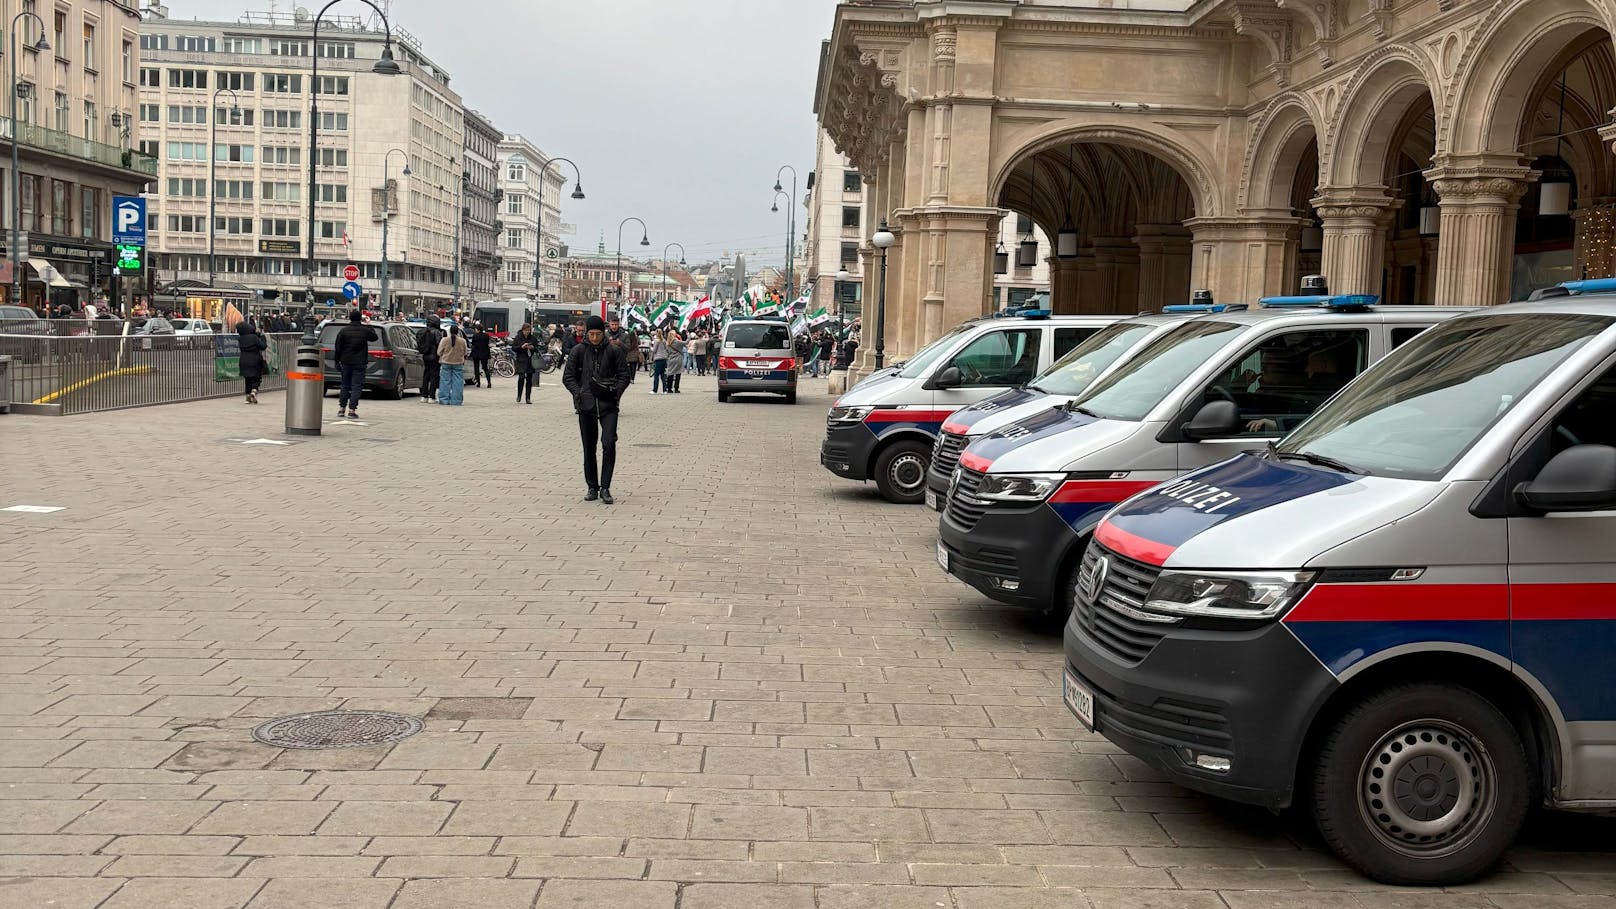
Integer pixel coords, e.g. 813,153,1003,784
494,134,566,302
460,107,501,305
816,0,1616,371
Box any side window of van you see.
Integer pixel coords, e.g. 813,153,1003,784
1201,329,1369,435
946,329,1041,387
1391,326,1427,349
1548,366,1616,456
1054,327,1099,360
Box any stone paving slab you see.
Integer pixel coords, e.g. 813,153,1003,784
0,375,1611,908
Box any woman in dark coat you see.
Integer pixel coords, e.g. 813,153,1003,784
238,320,269,404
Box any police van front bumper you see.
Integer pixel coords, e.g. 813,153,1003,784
938,502,1073,610
821,424,875,482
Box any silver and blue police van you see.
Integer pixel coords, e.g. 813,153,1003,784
1063,279,1616,884
820,310,1121,503
925,297,1241,512
938,291,1469,619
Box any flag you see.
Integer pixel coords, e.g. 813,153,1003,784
808,306,833,328
789,313,807,337
651,299,678,329
223,302,244,330
626,305,650,331
680,295,712,331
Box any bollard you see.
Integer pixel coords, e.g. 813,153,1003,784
827,366,849,396
284,340,324,436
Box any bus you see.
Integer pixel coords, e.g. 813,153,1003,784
470,300,533,338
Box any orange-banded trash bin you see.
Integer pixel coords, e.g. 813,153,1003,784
285,341,323,436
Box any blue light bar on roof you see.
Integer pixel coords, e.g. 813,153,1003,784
1163,303,1247,314
1560,278,1616,295
1259,294,1378,309
1018,309,1052,319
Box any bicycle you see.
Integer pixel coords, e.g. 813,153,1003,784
490,344,517,379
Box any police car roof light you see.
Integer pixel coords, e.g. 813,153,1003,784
1258,294,1378,310
1162,302,1249,314
1559,278,1616,296
1017,309,1052,319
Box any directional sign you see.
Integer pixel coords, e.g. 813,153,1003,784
112,196,146,246
545,246,560,260
343,281,363,300
343,264,360,281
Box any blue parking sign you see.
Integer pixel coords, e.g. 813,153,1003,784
112,196,146,246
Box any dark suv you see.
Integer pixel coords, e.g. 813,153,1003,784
318,321,425,400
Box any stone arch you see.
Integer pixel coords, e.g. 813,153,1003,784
988,122,1220,220
1242,95,1325,211
1326,48,1443,188
1446,0,1614,157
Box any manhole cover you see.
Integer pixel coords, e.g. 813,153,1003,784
251,710,423,749
633,443,673,448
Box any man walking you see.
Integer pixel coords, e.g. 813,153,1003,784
469,323,493,387
332,309,377,419
417,315,443,403
606,315,640,385
562,315,632,505
511,322,541,404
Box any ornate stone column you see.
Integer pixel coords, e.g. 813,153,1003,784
1134,224,1193,311
1185,216,1302,304
1048,255,1083,314
1427,159,1534,307
1312,188,1399,296
1091,237,1140,314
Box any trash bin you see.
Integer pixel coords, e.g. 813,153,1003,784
284,341,323,436
0,355,10,414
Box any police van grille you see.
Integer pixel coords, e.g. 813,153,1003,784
1075,544,1177,664
943,467,989,532
933,431,967,477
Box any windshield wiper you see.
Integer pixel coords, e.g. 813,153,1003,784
1275,450,1363,475
1065,401,1101,418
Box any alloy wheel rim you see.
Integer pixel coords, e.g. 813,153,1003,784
890,453,926,494
1357,718,1495,858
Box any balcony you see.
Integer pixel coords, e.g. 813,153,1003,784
0,117,159,177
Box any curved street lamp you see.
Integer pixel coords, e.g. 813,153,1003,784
206,88,241,291
871,220,895,370
773,165,798,302
8,11,49,311
303,0,403,337
533,156,584,299
661,241,686,323
379,148,410,315
615,216,649,314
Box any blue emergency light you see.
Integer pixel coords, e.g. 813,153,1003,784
1163,303,1248,314
1559,278,1616,295
1259,294,1378,310
1017,309,1052,319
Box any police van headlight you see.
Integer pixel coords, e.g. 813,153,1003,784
1144,570,1315,620
827,405,873,427
975,473,1066,502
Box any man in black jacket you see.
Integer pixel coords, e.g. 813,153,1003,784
469,324,493,387
332,309,377,419
562,315,632,505
417,316,443,403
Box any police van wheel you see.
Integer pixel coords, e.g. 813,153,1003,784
718,391,731,403
874,441,930,504
1311,683,1529,886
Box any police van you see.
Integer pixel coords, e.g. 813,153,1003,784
1063,281,1616,884
938,291,1469,618
820,311,1121,503
925,300,1241,512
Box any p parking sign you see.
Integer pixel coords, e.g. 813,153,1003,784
112,196,146,246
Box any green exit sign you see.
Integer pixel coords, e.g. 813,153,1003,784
115,244,143,273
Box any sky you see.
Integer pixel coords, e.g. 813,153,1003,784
161,0,839,269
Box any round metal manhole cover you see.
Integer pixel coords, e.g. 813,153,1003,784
251,710,423,749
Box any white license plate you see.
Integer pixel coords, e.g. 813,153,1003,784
745,361,773,369
924,489,939,511
1063,668,1096,730
936,541,949,573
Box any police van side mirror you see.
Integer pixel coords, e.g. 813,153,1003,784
1515,444,1616,512
1181,400,1242,442
929,366,964,390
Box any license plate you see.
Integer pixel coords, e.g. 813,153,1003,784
1063,668,1096,730
745,361,773,369
924,489,940,511
936,541,949,573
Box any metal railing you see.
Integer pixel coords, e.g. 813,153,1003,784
0,117,160,176
1,332,302,415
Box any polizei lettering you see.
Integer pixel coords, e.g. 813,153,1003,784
1151,479,1244,514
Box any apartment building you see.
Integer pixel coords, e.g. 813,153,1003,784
460,107,499,304
494,134,565,301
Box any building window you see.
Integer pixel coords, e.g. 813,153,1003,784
507,162,525,181
216,71,254,91
260,218,299,237
316,148,346,167
139,67,160,87
14,83,31,124
167,214,206,233
261,146,300,165
260,182,299,201
506,228,524,248
176,35,214,53
138,139,159,158
167,105,206,124
56,93,71,132
53,11,65,61
505,194,524,215
315,184,347,203
316,41,355,59
222,36,260,54
80,187,97,239
270,39,307,57
505,262,523,284
213,179,253,199
841,206,860,229
82,101,97,142
317,111,347,130
138,33,167,51
138,102,159,123
82,22,95,70
839,242,859,267
315,75,349,95
318,220,346,239
262,109,300,129
842,171,862,193
167,178,207,197
262,73,300,93
218,107,254,126
168,69,207,89
166,141,206,160
216,144,254,163
121,40,132,83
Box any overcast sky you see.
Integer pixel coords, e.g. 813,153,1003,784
163,0,838,268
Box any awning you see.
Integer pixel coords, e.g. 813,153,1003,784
28,258,73,288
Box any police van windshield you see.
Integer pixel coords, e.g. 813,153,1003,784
1070,321,1246,421
1030,322,1158,396
1280,312,1615,481
726,322,791,350
897,325,975,378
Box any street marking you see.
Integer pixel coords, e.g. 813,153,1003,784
229,438,293,446
2,505,65,513
328,420,370,426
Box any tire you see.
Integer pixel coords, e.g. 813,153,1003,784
1310,682,1530,886
718,391,730,403
386,370,404,400
785,389,797,405
873,439,931,504
1050,538,1093,630
496,359,516,379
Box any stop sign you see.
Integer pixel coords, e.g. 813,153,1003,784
343,264,359,281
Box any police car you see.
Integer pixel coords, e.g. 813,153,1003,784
1063,279,1616,884
820,311,1122,503
938,289,1470,618
925,297,1241,512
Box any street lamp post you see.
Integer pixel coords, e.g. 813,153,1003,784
207,88,240,289
8,13,48,310
304,0,401,338
773,165,798,302
662,241,686,323
615,216,649,314
453,169,466,311
871,220,895,370
532,157,585,301
379,147,409,316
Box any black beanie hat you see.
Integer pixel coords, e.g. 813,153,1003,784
349,309,363,323
585,315,606,332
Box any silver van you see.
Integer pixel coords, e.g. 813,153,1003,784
718,319,797,404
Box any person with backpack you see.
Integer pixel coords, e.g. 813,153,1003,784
417,316,443,403
562,315,632,505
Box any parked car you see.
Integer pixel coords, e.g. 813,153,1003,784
318,320,424,400
171,318,215,337
0,304,48,336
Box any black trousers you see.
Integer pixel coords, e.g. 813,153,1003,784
516,369,537,400
578,408,619,492
243,375,262,395
472,357,492,386
421,360,440,399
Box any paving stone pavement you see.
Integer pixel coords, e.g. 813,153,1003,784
1,373,1612,909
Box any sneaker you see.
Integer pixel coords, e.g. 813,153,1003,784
584,489,600,502
348,410,359,420
600,489,615,505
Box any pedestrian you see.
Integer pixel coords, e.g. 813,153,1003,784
332,309,377,419
437,323,468,405
511,322,541,404
237,319,268,404
607,316,641,383
469,322,493,387
666,330,686,394
562,314,632,505
417,316,443,403
650,329,669,394
816,331,835,378
691,332,708,376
